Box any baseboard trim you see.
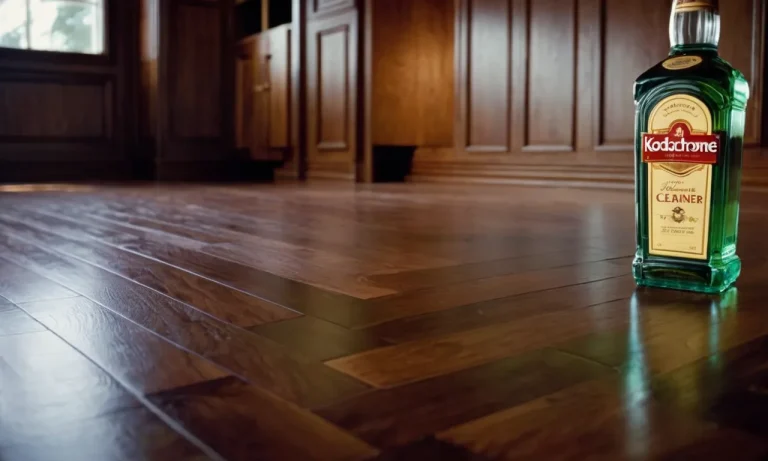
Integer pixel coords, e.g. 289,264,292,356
154,160,278,182
0,161,134,183
409,160,768,190
409,161,634,189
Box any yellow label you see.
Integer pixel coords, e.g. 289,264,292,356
675,0,718,12
662,56,703,71
647,95,713,260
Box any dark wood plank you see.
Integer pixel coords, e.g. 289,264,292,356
149,377,378,461
3,204,370,327
367,247,628,292
366,275,637,343
250,316,391,361
36,196,411,298
315,349,611,447
0,212,301,327
40,194,453,270
555,269,768,376
20,297,230,394
651,335,768,439
0,305,47,337
327,298,636,387
0,256,78,304
353,258,630,328
437,377,768,461
201,241,396,298
118,237,370,327
0,233,368,408
0,332,213,461
18,297,376,461
367,437,491,461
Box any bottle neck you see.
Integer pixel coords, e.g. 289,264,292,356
669,6,721,55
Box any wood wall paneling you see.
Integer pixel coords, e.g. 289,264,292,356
599,0,670,150
307,8,358,179
461,0,512,153
370,0,454,147
524,0,577,152
719,0,764,145
140,0,160,146
0,77,112,140
411,0,766,186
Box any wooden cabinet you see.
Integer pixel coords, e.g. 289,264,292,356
234,25,292,162
369,0,455,148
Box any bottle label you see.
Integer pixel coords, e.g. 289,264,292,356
641,94,715,260
662,56,703,71
674,0,718,13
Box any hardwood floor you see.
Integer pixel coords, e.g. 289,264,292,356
1,182,767,460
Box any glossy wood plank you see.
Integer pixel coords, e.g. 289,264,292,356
0,204,368,327
650,334,768,439
555,263,768,377
0,332,213,461
438,378,768,461
201,241,396,298
21,297,230,394
40,196,444,296
0,234,368,408
368,437,491,461
352,258,630,328
150,377,378,461
366,275,637,343
18,297,375,461
327,297,636,387
118,236,370,327
367,247,628,292
250,316,390,361
0,212,300,327
0,305,47,337
316,349,611,447
0,256,78,304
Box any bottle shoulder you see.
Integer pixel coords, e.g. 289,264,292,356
634,53,749,109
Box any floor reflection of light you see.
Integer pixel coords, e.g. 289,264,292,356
625,294,649,458
708,287,738,369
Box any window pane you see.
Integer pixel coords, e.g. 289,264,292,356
0,0,105,54
0,0,29,50
30,0,105,54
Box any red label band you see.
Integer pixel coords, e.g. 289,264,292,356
642,123,720,164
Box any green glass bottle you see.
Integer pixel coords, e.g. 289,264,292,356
632,0,750,293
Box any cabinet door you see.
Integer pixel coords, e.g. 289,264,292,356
234,39,255,150
251,33,273,160
267,25,292,150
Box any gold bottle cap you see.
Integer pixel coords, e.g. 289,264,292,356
674,0,719,13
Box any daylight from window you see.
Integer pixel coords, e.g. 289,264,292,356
0,0,105,54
